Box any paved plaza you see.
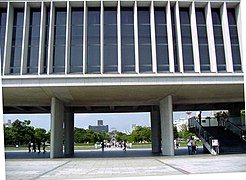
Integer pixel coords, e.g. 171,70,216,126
5,148,246,180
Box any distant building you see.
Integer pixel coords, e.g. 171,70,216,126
97,120,103,126
89,120,109,133
173,118,188,132
4,120,12,128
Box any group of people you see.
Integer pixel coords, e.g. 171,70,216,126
28,140,46,153
216,111,228,127
187,138,197,155
101,140,127,151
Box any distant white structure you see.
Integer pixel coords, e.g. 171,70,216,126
130,124,137,133
173,118,188,131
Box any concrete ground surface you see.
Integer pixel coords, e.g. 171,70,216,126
5,147,246,180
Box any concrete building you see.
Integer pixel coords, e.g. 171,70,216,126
88,120,109,133
0,0,244,158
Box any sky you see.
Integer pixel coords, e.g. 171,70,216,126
3,111,214,132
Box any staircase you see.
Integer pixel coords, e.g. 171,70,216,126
203,126,246,154
188,117,246,155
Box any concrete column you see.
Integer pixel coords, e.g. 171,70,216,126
65,1,71,74
151,109,161,154
3,2,14,75
100,2,104,74
205,2,217,73
47,2,55,74
21,2,30,75
166,1,174,73
190,2,200,73
150,1,157,73
160,96,174,156
83,2,87,74
134,1,139,73
38,2,46,75
50,97,64,158
117,1,121,74
174,2,183,73
64,109,74,157
221,2,233,73
235,4,243,72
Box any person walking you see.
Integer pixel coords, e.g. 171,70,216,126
42,141,46,153
28,141,32,153
37,140,41,153
123,141,127,151
101,141,105,151
33,142,36,152
187,138,193,155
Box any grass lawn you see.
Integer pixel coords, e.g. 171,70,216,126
5,141,203,151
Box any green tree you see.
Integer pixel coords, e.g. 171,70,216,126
131,126,151,142
7,119,35,145
116,132,128,142
34,128,48,142
178,124,193,140
4,126,14,145
173,126,179,139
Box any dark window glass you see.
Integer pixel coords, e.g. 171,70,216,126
121,7,135,73
212,8,226,72
70,7,83,73
0,9,7,74
138,7,152,73
171,7,179,72
10,9,24,74
196,8,210,72
87,7,100,74
227,8,241,72
27,9,41,74
104,7,117,73
53,8,66,73
155,7,169,72
180,8,194,72
43,7,50,74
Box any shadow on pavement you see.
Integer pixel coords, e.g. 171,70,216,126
5,147,207,159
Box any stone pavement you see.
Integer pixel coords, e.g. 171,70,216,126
5,148,246,180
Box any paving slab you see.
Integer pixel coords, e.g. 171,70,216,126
5,148,246,180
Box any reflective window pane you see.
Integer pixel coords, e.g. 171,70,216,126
70,7,83,73
212,8,226,72
87,7,100,74
10,9,24,74
121,7,135,73
227,8,241,72
43,8,50,74
171,7,179,72
180,8,193,72
53,8,66,74
104,7,118,73
0,9,7,74
138,7,152,73
27,9,40,74
155,7,169,72
196,8,210,72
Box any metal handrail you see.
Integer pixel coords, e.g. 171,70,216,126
225,120,246,139
189,117,219,155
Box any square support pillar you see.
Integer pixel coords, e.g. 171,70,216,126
50,97,64,158
151,109,161,154
160,96,174,156
64,109,74,157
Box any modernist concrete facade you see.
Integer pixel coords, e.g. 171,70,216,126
0,0,244,158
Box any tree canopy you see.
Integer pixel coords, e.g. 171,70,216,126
4,119,49,146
